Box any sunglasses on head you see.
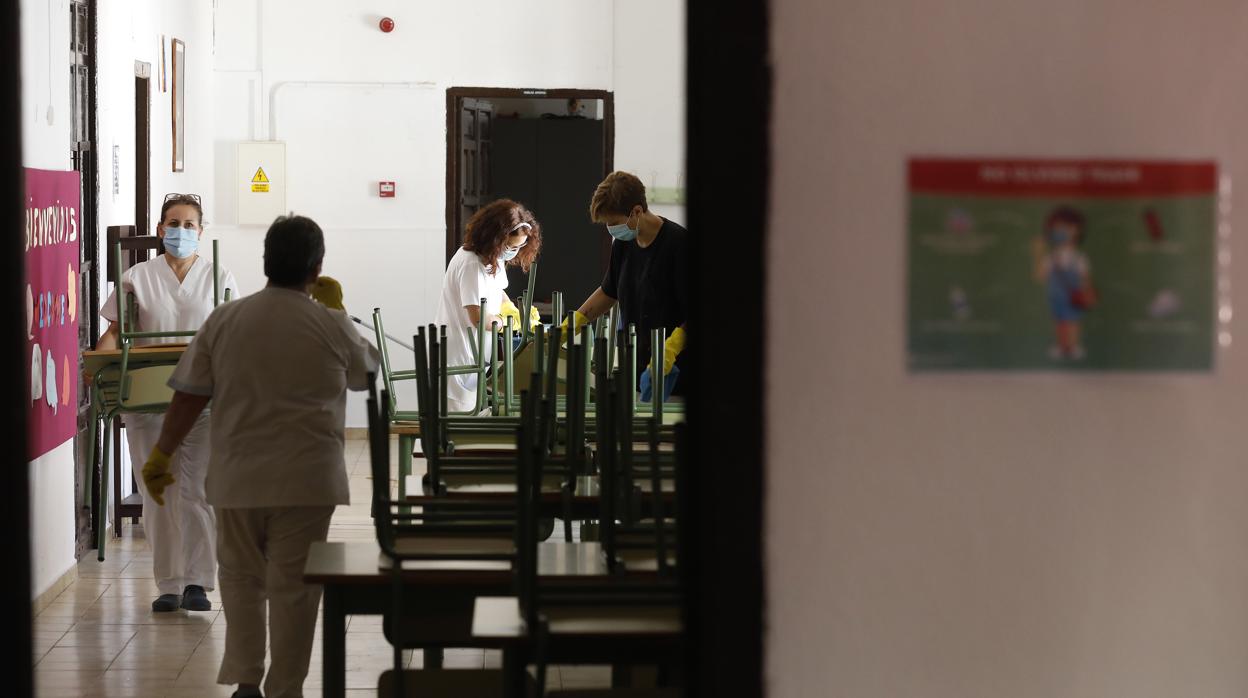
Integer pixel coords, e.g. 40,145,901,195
163,193,202,204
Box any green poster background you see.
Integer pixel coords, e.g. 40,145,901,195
908,194,1215,371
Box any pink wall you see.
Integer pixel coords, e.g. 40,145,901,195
767,2,1248,696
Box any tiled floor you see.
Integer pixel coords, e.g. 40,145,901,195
34,438,611,697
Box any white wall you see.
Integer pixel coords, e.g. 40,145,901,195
96,0,215,246
614,0,685,211
768,2,1248,697
20,0,216,598
210,0,683,424
21,0,77,601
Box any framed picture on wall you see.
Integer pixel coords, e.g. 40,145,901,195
171,38,185,172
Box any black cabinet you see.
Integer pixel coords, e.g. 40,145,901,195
491,118,608,307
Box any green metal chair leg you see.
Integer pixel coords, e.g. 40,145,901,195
96,412,112,561
398,433,412,507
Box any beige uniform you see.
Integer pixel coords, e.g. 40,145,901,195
169,286,378,698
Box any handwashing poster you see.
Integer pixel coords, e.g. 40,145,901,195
25,168,81,459
907,158,1217,371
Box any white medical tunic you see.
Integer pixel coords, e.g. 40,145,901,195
169,287,380,508
101,254,241,345
433,247,510,414
100,253,240,596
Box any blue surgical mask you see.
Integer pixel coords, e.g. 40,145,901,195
607,214,639,242
1049,229,1070,245
500,247,520,262
162,226,200,258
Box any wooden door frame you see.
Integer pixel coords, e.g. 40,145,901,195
72,0,101,561
444,86,615,265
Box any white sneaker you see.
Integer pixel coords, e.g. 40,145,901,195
1048,345,1064,360
1070,345,1086,360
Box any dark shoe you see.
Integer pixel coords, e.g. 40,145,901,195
180,585,211,611
230,691,263,698
151,593,181,612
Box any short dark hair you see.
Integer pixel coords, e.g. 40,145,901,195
263,215,325,286
589,171,647,222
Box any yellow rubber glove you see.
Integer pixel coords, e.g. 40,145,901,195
142,446,176,506
311,276,345,310
498,300,523,333
647,326,686,376
528,304,542,330
559,310,588,343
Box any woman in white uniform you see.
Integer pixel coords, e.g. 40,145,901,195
434,198,542,414
96,193,241,612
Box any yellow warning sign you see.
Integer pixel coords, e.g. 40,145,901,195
250,167,270,193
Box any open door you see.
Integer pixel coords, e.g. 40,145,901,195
448,97,494,260
446,87,614,307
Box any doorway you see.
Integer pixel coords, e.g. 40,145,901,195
135,62,150,237
445,87,614,309
71,0,99,560
91,60,152,545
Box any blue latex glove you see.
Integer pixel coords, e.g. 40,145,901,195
639,364,680,402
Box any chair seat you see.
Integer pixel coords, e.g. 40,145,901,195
379,668,535,698
389,535,515,558
544,604,682,637
412,474,568,498
613,547,677,573
390,422,422,436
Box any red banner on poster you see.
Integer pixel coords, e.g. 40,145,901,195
909,159,1218,197
25,168,81,461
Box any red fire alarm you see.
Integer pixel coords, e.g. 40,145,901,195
379,181,396,198
379,17,395,33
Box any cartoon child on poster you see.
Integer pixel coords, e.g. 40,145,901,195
1033,206,1096,360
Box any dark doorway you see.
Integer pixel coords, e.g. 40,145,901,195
682,0,769,695
135,62,151,237
445,87,614,307
3,0,35,691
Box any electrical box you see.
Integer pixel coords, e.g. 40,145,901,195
237,142,286,225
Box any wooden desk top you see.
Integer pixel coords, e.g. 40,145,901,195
403,475,675,503
471,596,682,640
83,344,187,375
304,539,608,585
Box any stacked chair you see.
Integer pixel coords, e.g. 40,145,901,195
511,337,684,696
88,240,232,560
367,374,530,697
365,288,685,695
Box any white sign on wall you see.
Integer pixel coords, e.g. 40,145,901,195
236,141,286,225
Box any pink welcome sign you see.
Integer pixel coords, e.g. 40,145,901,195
25,168,81,460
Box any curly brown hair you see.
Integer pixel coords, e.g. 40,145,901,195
463,199,542,274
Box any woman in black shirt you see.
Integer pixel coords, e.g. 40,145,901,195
564,171,688,396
